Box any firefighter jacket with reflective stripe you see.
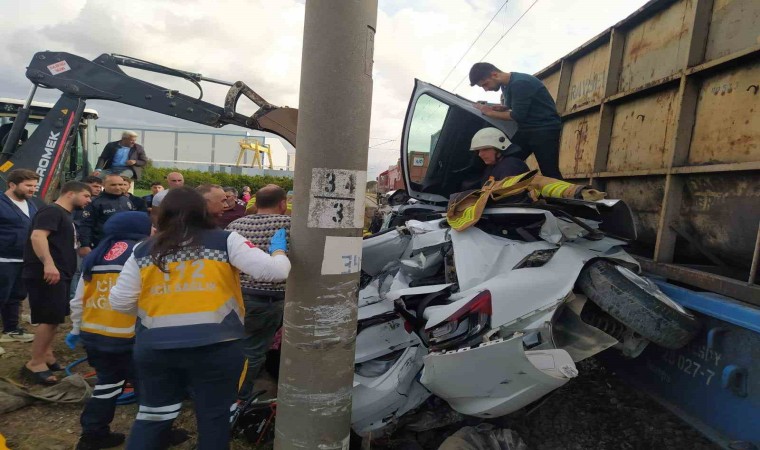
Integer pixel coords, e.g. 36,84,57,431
77,240,139,352
447,171,590,231
132,230,245,349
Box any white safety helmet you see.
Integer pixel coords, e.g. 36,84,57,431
469,127,511,152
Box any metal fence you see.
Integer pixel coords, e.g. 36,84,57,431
94,125,293,175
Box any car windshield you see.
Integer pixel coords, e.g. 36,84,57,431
405,93,492,200
407,95,448,187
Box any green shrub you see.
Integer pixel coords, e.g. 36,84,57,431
136,165,293,193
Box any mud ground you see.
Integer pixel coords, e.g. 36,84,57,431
378,358,719,450
0,307,718,450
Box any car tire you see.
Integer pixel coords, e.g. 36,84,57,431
577,259,700,350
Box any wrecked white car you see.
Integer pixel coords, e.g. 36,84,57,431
350,81,700,435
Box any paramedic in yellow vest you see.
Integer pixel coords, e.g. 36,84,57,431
67,211,152,450
108,187,290,450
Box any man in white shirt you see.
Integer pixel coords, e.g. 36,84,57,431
0,169,39,348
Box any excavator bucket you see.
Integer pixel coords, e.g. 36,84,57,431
255,107,298,147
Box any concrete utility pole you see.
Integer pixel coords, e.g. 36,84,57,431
275,1,378,449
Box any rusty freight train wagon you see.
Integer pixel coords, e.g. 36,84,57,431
531,0,759,446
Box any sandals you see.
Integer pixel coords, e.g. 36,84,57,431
21,365,58,385
47,361,64,372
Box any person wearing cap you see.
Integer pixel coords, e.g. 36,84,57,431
469,62,563,179
67,212,152,450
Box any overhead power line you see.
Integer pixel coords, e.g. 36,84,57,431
440,0,510,88
368,138,397,149
452,0,540,92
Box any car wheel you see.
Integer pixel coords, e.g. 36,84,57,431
577,260,700,350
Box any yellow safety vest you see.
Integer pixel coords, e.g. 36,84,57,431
447,171,588,231
133,230,245,349
82,270,137,339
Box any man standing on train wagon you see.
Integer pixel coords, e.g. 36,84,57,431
469,62,564,179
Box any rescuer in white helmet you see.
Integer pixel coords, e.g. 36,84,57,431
469,127,530,187
463,127,607,203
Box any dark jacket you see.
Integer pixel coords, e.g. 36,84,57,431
73,195,97,245
501,72,561,131
480,154,530,186
79,192,138,248
95,141,148,180
0,194,38,259
127,194,149,212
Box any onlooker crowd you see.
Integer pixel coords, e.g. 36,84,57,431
5,160,297,449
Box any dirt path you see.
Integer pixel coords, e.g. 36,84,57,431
0,312,719,450
0,312,259,450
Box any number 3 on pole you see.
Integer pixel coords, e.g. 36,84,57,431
325,172,336,193
332,202,344,223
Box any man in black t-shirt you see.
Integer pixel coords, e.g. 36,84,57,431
22,181,92,385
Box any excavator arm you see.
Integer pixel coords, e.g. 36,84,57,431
0,51,298,198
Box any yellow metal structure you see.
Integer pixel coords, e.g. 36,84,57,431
236,138,273,169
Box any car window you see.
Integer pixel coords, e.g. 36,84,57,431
406,95,450,187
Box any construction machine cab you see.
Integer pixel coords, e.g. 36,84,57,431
0,97,99,200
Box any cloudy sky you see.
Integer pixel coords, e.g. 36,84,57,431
0,0,647,177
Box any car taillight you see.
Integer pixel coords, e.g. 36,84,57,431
425,290,492,350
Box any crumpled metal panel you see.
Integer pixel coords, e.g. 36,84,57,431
421,334,576,417
352,345,429,434
355,311,420,363
362,229,411,276
446,226,637,329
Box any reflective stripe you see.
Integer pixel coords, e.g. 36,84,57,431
94,380,125,391
136,411,180,421
93,389,123,399
449,205,477,230
137,297,242,329
541,181,571,198
139,403,182,413
499,175,522,188
229,403,238,412
81,321,135,335
91,264,126,272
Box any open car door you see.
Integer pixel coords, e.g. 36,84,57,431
400,80,517,204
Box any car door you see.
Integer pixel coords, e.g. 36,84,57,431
400,80,518,204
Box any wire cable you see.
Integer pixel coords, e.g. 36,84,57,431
369,138,397,149
452,0,540,92
440,0,510,88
